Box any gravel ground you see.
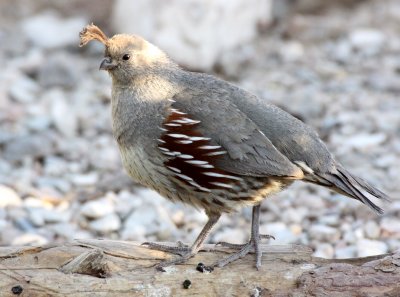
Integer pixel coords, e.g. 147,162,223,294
0,1,399,259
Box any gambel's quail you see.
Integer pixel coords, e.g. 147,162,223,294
80,24,389,269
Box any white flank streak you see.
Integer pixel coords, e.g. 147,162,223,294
189,136,211,141
163,151,180,156
167,166,181,173
178,154,194,159
210,182,234,189
176,173,193,181
157,139,166,143
168,99,176,103
185,160,209,165
159,147,169,152
203,172,242,181
165,123,181,127
189,181,211,192
159,127,167,132
170,108,186,115
198,164,214,168
178,140,193,144
174,118,200,125
199,145,221,150
167,133,189,139
205,151,227,156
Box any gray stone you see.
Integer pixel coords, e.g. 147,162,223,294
364,220,380,239
112,0,273,71
88,213,121,234
22,11,86,49
49,89,78,138
25,116,51,132
349,28,386,56
335,245,357,258
38,53,82,89
356,239,388,257
260,222,298,244
213,228,247,245
49,223,76,239
81,196,115,219
380,218,400,234
3,133,55,161
309,224,341,242
11,233,49,246
313,243,334,258
0,185,22,207
9,74,40,103
279,41,304,62
70,172,99,187
28,208,69,226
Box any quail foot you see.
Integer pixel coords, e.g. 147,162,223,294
79,24,389,270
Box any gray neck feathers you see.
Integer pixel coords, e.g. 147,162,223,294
111,69,181,147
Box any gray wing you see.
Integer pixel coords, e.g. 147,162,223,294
171,89,303,179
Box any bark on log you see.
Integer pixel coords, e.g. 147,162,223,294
0,239,399,297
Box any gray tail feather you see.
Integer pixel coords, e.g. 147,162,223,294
313,167,390,215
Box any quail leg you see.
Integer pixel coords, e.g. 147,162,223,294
214,205,274,270
142,213,220,268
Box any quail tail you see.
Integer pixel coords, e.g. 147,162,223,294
311,165,390,214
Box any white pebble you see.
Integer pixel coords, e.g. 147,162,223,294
81,196,115,219
0,185,22,207
309,224,341,242
88,213,121,233
357,239,388,257
11,233,48,246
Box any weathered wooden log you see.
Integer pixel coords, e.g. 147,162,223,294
0,239,399,296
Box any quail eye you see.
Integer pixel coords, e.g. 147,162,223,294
122,54,130,61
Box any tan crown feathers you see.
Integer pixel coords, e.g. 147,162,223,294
79,23,109,47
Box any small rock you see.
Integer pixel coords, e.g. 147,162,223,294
81,196,115,219
309,224,341,242
381,218,400,234
344,133,387,150
313,243,334,258
25,116,51,132
114,190,143,218
38,53,82,89
88,213,121,233
335,246,357,258
364,221,380,239
9,74,40,103
14,217,35,232
28,208,69,226
349,28,386,56
281,207,308,224
318,214,340,227
11,233,49,246
50,223,76,239
213,228,247,244
22,11,86,49
279,41,304,62
0,185,22,207
357,239,388,257
49,89,78,138
260,222,298,244
121,224,147,241
3,133,55,162
333,41,352,63
70,172,99,187
0,219,7,230
112,0,274,71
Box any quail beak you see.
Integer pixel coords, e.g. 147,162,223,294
99,57,117,71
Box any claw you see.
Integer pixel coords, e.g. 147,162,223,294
260,234,275,240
